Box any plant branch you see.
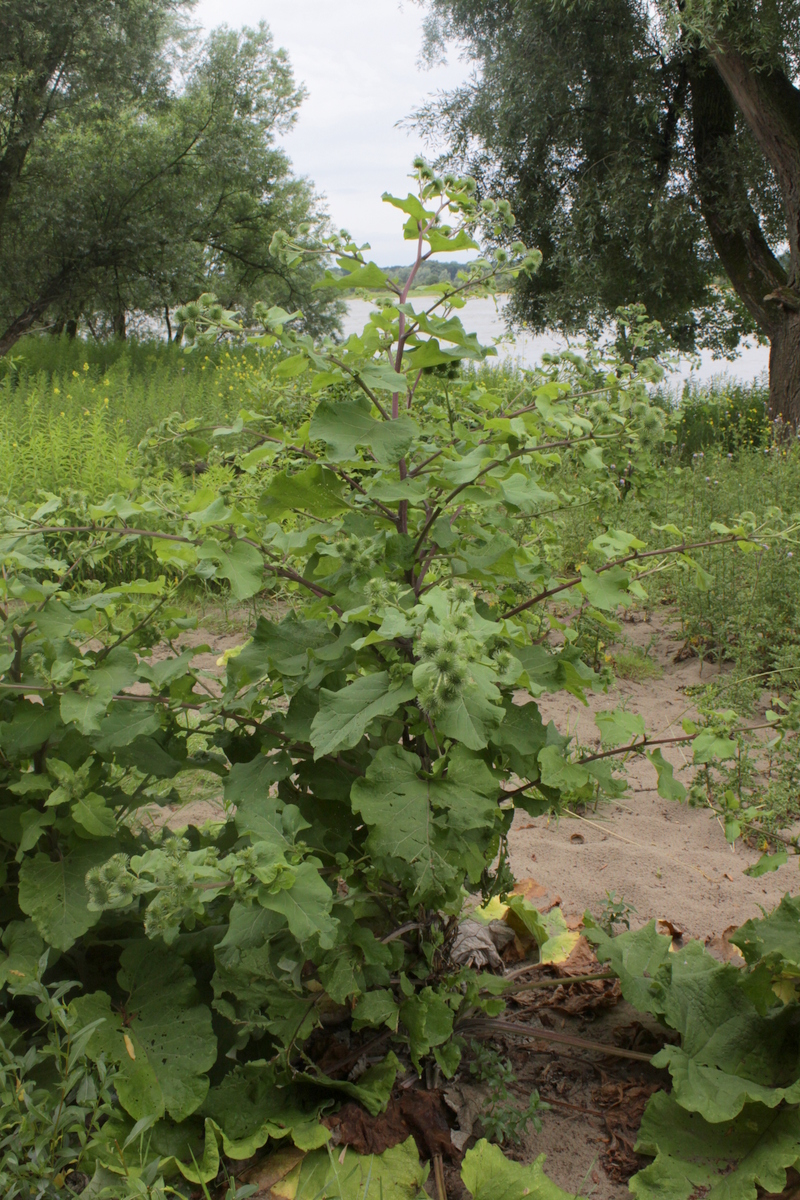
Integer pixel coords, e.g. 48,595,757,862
94,594,170,665
326,356,391,420
503,533,754,619
458,1017,655,1063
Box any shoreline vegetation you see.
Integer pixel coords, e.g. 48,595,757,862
331,258,515,296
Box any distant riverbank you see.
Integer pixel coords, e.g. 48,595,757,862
342,296,769,387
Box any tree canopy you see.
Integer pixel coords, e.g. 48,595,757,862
416,0,800,423
0,3,340,349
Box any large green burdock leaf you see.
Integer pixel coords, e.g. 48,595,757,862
410,310,485,352
351,746,451,899
442,746,501,824
579,564,632,610
595,708,646,746
73,945,216,1123
309,396,417,463
319,259,389,290
591,923,800,1122
196,538,263,600
586,919,673,1015
400,986,454,1069
437,683,505,751
461,1140,579,1200
227,612,336,687
225,750,294,807
18,840,116,951
300,1054,400,1116
537,744,591,792
497,471,556,513
646,748,687,801
310,672,415,757
293,1136,428,1199
94,702,163,751
60,647,139,734
203,1062,331,1158
652,946,800,1121
351,746,498,900
0,699,61,757
462,533,520,579
489,698,547,777
405,337,482,369
631,1092,800,1200
730,893,800,968
0,920,44,988
257,860,338,949
259,464,348,519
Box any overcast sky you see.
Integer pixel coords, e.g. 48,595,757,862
193,0,471,264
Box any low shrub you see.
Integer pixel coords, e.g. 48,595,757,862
0,169,707,1192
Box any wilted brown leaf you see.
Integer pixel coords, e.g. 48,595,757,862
239,1146,304,1198
323,1089,455,1162
593,1077,660,1182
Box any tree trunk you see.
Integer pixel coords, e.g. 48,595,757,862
0,295,54,355
708,46,800,425
113,307,126,340
0,37,73,246
712,50,800,291
769,309,800,425
0,267,73,355
690,61,786,328
687,59,800,423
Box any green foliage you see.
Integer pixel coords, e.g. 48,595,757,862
596,890,637,935
0,11,340,351
0,338,307,503
683,688,800,840
467,1039,547,1146
557,399,800,699
0,969,170,1195
461,1140,579,1200
587,904,800,1199
658,377,771,461
0,973,122,1198
611,645,663,683
275,1137,428,1199
0,169,765,1188
416,1,799,423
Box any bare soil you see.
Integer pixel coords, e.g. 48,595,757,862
511,609,795,945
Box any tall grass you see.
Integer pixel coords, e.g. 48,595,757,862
579,440,800,702
0,336,268,501
653,373,771,460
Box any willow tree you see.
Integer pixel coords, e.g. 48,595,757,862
417,0,800,423
0,8,338,348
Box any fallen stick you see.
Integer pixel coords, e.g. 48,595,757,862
458,1017,656,1063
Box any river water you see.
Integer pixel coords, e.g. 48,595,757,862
342,296,769,389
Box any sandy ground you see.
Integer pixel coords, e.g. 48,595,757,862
510,610,796,943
